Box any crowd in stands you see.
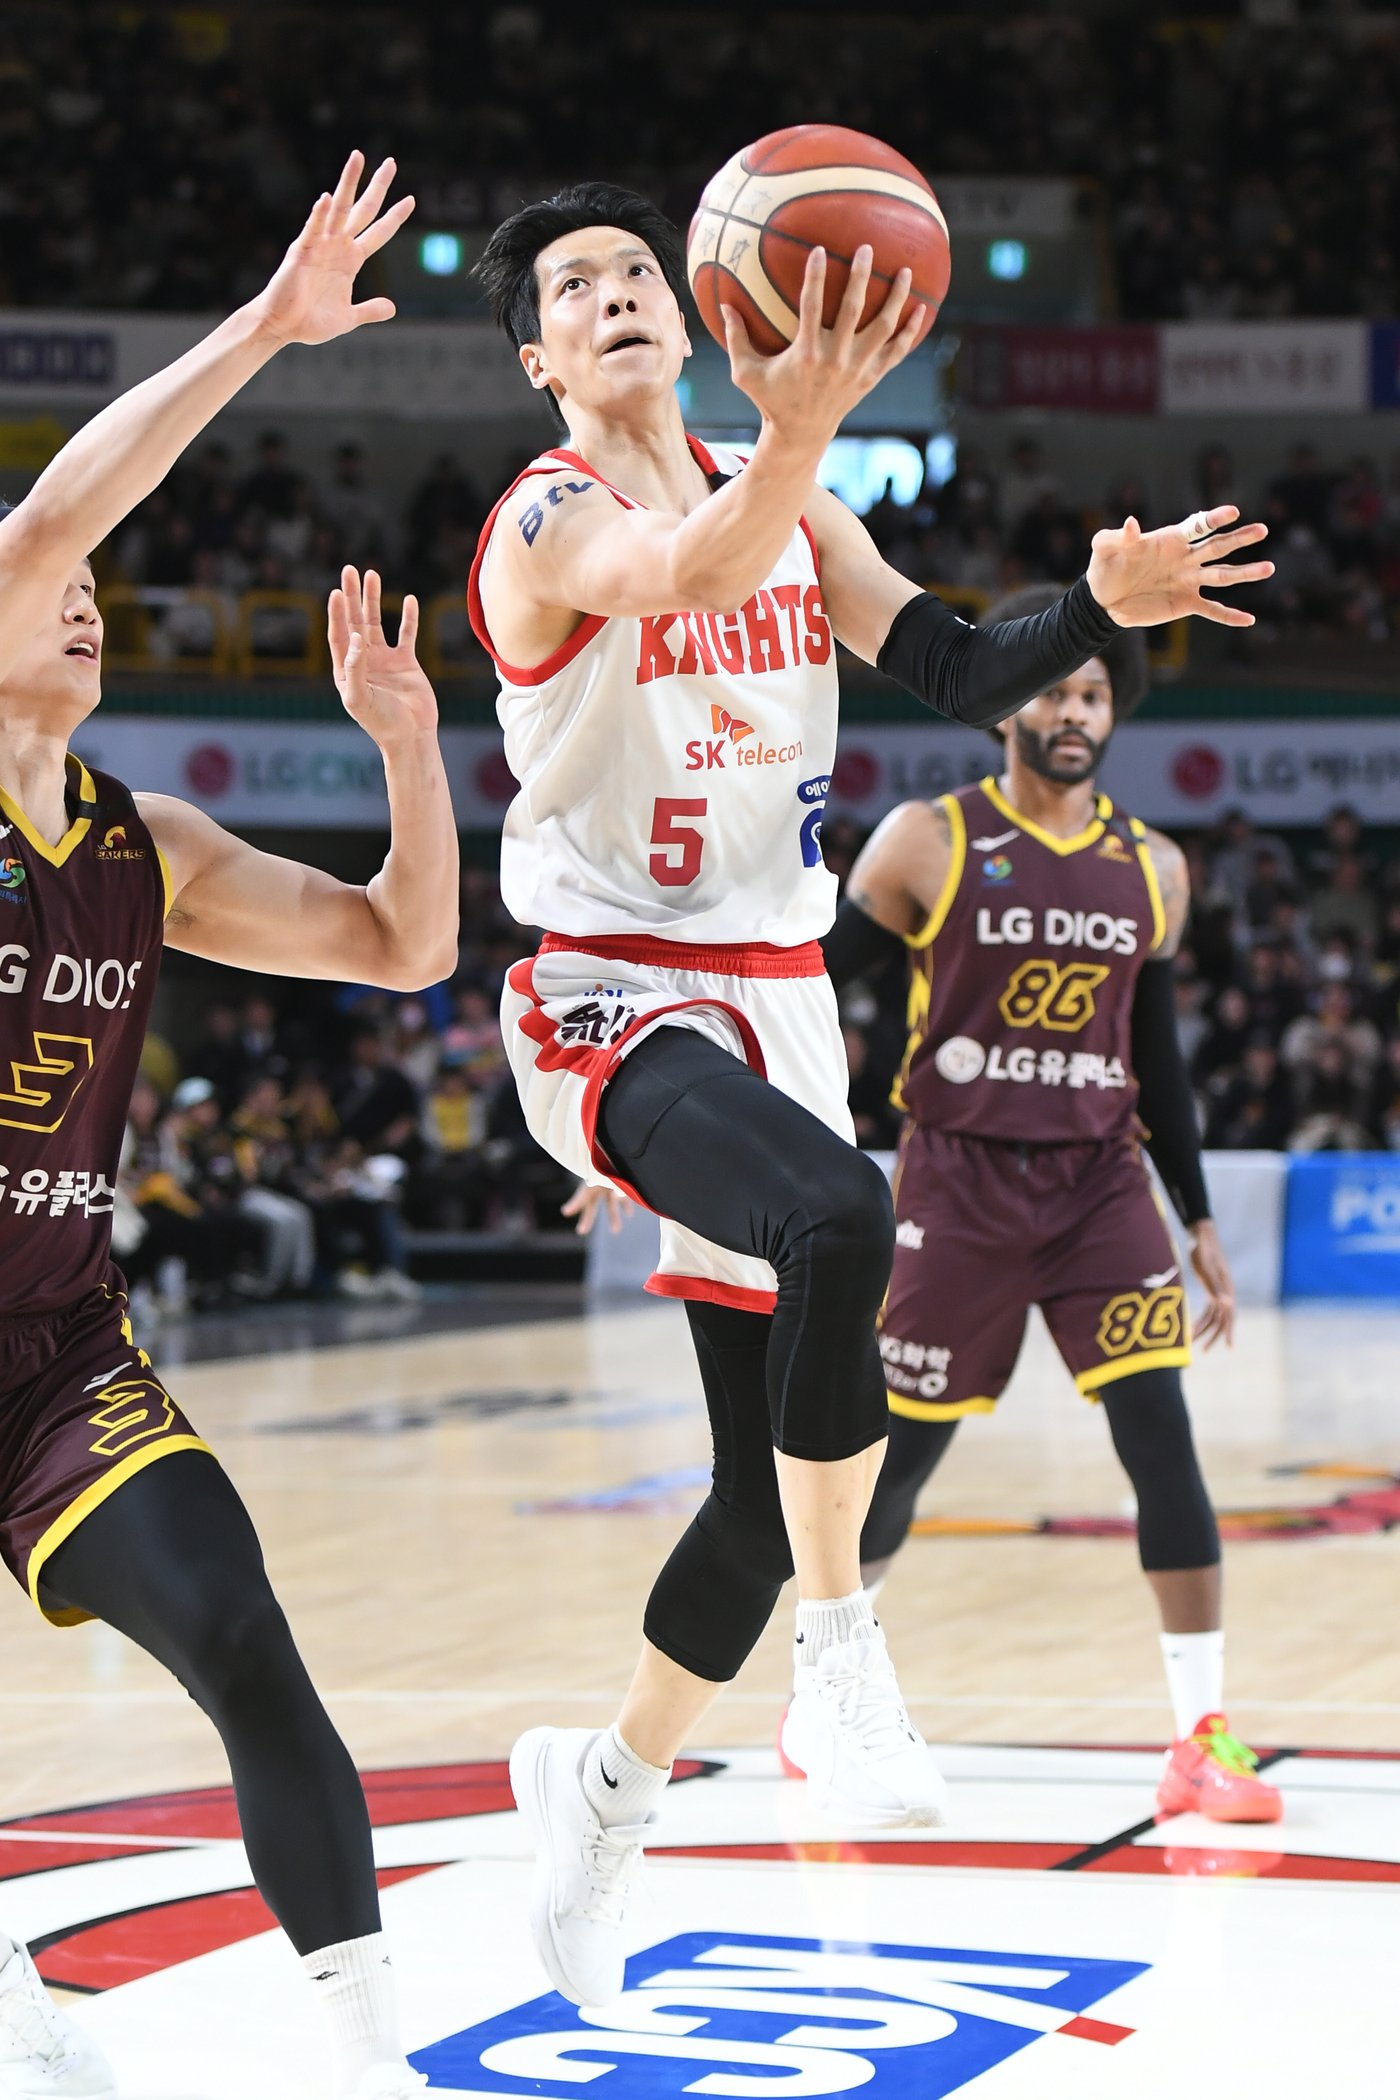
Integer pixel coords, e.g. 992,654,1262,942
126,803,1400,1317
2,9,1398,323
107,428,1400,658
865,436,1400,646
111,436,488,622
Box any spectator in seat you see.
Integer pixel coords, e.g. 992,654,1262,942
1204,1035,1295,1150
1281,982,1382,1088
334,1027,421,1159
322,440,389,570
1310,853,1380,954
1193,983,1252,1090
1288,1038,1373,1153
240,429,299,521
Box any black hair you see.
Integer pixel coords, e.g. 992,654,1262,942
477,183,688,354
979,582,1149,731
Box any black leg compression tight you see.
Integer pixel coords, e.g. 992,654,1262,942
1101,1365,1220,1571
861,1415,960,1566
859,1364,1220,1574
42,1450,381,1956
598,1025,894,1462
643,1302,795,1680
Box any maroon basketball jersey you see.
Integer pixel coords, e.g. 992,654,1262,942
0,756,167,1316
894,777,1165,1142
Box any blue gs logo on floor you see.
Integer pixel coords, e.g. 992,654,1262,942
412,1930,1147,2095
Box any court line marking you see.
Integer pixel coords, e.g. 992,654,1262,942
3,1689,1399,1713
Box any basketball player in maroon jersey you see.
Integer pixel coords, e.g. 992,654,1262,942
815,583,1282,1825
0,158,454,2099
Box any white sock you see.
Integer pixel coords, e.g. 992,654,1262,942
303,1932,404,2093
795,1587,878,1668
1160,1629,1225,1739
581,1723,671,1829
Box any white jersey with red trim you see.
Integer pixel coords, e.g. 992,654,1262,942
468,437,838,945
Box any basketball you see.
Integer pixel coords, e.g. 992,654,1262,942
687,124,951,357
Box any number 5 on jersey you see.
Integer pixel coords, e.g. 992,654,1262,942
650,797,707,887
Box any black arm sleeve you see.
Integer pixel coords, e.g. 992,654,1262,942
1131,957,1211,1227
876,576,1121,728
822,896,907,991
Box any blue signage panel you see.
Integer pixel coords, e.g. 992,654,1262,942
1371,323,1400,408
1283,1154,1400,1298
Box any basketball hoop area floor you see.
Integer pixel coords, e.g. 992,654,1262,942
0,1289,1396,2097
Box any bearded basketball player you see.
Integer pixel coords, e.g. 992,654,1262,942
0,158,455,2100
813,583,1281,1825
470,180,1272,2004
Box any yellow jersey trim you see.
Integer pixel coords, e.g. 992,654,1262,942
905,793,966,950
981,775,1112,858
155,845,175,919
1128,817,1167,953
888,1387,999,1422
1076,1345,1192,1401
27,1434,212,1625
0,754,96,869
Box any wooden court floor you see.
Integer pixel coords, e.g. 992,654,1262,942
2,1291,1398,1828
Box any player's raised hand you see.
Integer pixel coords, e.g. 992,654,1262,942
1187,1219,1236,1350
255,152,414,347
328,569,437,750
1087,507,1273,629
722,245,925,450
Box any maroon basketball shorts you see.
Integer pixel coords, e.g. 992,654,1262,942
0,1272,209,1623
880,1127,1191,1422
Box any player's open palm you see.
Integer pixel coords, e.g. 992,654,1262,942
1188,1220,1236,1350
257,151,414,347
724,245,925,448
329,568,437,750
1087,508,1273,629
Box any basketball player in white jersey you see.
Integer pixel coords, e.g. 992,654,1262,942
471,181,1271,2007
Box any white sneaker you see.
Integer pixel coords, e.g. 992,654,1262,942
375,1269,423,1303
509,1727,652,2007
0,1943,116,2097
780,1625,950,1827
344,2067,426,2099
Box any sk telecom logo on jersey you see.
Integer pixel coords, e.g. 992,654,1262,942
413,1930,1146,2096
95,823,146,863
684,704,805,773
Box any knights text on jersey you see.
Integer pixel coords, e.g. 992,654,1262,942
0,757,167,1316
468,436,838,946
894,777,1166,1142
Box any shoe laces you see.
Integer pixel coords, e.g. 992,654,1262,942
576,1815,645,1928
0,1958,73,2067
818,1636,920,1762
1193,1716,1261,1776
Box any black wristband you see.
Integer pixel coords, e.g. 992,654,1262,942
1131,957,1211,1226
821,896,906,991
876,576,1120,729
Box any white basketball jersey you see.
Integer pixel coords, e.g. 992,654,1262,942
468,437,838,946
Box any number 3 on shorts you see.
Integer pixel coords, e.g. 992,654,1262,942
650,796,707,887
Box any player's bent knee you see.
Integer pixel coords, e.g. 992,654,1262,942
644,1495,793,1681
1101,1367,1221,1572
789,1147,894,1297
178,1583,299,1714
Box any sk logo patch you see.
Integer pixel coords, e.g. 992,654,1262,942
411,1930,1147,2096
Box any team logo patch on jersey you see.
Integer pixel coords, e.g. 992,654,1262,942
981,854,1014,884
95,823,146,862
710,703,754,745
0,853,26,903
934,1036,987,1084
1097,833,1134,864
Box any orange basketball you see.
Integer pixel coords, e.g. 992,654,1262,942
687,125,950,358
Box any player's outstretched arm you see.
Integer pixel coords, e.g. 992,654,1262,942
806,490,1273,728
137,570,458,989
482,246,922,645
0,152,412,685
1130,828,1235,1348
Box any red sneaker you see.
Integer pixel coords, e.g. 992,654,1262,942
776,1703,804,1779
1156,1714,1283,1824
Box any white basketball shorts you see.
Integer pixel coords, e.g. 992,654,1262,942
501,932,854,1312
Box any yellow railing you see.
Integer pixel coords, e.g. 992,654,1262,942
96,586,484,680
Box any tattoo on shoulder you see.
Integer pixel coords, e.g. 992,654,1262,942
519,479,595,548
1146,828,1189,955
929,798,951,847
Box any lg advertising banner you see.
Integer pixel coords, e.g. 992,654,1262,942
71,714,1400,833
